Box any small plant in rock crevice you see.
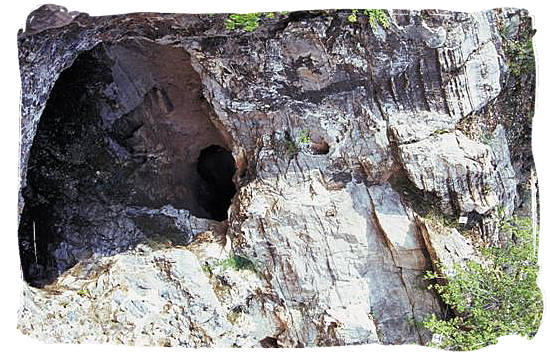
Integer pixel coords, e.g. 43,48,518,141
297,129,312,144
77,287,91,297
225,10,390,32
202,255,258,274
219,255,257,272
284,137,299,158
226,13,262,31
424,209,460,231
348,9,390,30
225,11,289,31
481,185,492,195
280,130,311,159
432,128,452,136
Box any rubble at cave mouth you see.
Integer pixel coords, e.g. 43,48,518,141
18,39,236,286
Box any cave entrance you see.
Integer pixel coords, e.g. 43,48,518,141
19,39,236,286
197,145,237,221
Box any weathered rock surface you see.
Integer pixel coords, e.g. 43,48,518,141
17,5,537,348
19,236,276,347
416,217,480,277
398,126,516,216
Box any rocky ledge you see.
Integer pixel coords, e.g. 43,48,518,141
17,5,538,348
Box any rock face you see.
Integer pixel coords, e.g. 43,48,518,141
17,5,537,348
398,127,516,216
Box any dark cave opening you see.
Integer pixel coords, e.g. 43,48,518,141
197,145,237,222
19,39,235,286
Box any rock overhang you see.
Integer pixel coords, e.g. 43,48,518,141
19,37,238,286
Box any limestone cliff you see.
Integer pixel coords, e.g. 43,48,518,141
17,5,538,348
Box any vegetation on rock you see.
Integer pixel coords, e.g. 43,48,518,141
219,255,257,272
297,129,311,144
423,216,542,350
203,255,257,274
348,9,390,29
225,12,288,31
500,23,535,78
225,9,390,32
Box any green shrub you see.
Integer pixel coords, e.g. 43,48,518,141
423,216,542,350
348,9,390,29
225,10,390,32
424,209,459,230
499,24,536,78
226,13,262,31
280,130,311,158
284,137,299,157
364,9,390,29
506,39,535,77
225,12,289,32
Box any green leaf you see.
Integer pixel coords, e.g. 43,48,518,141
422,215,542,350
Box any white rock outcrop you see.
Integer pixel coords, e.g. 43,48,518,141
16,7,536,348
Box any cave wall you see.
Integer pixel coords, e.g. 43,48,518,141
19,39,236,286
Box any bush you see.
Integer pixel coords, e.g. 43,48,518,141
297,129,311,144
499,23,536,78
423,216,542,350
225,12,288,32
348,9,390,30
226,13,262,31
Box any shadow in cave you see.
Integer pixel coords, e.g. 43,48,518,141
18,39,237,287
197,145,237,222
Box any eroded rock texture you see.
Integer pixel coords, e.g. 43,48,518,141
17,5,537,348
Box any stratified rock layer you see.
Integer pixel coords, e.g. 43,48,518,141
17,6,537,348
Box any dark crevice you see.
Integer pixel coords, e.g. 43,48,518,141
388,169,440,217
197,145,237,221
413,217,454,321
259,336,280,348
312,140,330,155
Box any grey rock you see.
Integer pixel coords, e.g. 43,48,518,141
416,217,480,277
25,4,80,34
398,129,516,216
16,7,537,349
19,241,275,347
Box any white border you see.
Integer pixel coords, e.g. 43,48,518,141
1,1,548,353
